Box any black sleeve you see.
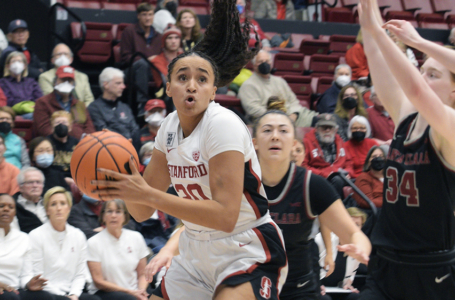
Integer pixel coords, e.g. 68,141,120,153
309,173,340,216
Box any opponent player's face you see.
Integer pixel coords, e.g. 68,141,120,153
254,114,295,163
46,193,71,224
166,56,217,118
291,140,305,166
421,57,455,107
103,202,125,228
0,195,16,227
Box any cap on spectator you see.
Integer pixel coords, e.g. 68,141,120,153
8,19,28,33
56,66,75,79
145,99,166,112
316,113,337,127
162,26,182,44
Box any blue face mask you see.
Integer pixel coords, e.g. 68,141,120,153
236,4,245,15
82,194,100,204
35,153,54,168
143,157,151,166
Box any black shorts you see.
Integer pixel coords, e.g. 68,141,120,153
280,271,319,300
360,250,455,300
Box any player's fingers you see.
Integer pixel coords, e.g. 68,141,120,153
129,157,140,176
96,168,127,180
91,180,121,188
383,19,404,28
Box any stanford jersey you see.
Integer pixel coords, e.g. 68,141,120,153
372,113,455,251
155,102,269,233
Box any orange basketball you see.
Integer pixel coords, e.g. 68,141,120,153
70,131,140,200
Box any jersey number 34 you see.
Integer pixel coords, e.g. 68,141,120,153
385,167,419,207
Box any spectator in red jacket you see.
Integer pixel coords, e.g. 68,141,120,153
237,0,272,50
0,87,6,106
366,86,394,145
353,145,386,209
303,113,354,197
343,116,378,178
345,30,368,80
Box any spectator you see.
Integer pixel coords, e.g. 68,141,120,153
343,116,378,178
138,141,154,175
29,187,101,300
0,194,49,300
88,67,141,151
345,30,368,80
39,43,94,107
334,84,368,141
0,135,20,195
237,0,272,50
0,87,6,106
317,64,352,113
0,29,7,53
87,199,149,300
33,66,95,140
255,0,296,20
291,139,305,166
121,3,163,115
150,26,182,88
367,86,394,144
388,30,418,67
140,99,166,145
175,9,203,52
303,113,354,197
28,137,70,195
153,0,177,34
48,111,78,178
0,106,30,169
0,19,43,79
239,50,318,126
449,28,455,46
12,167,46,233
353,145,386,209
0,51,43,117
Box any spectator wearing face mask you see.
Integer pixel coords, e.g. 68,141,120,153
139,141,155,175
88,67,141,151
39,43,94,107
239,50,318,126
0,51,42,119
140,99,166,145
33,66,95,140
153,0,178,34
28,137,70,195
343,116,378,178
47,111,78,178
0,106,30,169
333,85,368,141
367,86,394,145
317,64,352,113
353,145,386,209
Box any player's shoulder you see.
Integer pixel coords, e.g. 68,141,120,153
160,110,179,130
204,102,245,126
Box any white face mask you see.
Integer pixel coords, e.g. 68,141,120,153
9,61,25,75
145,111,166,127
54,81,75,94
54,55,72,68
335,75,351,87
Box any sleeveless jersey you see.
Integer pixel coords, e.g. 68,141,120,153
266,163,338,280
155,102,269,233
371,113,455,252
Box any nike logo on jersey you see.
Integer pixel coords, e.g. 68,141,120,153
297,280,309,288
435,273,450,283
167,148,175,153
239,242,252,247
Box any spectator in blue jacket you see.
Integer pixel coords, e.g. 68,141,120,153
317,64,352,114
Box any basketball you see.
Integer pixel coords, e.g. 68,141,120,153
70,131,140,200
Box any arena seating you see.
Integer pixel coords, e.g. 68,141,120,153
71,22,114,64
273,53,305,76
282,75,312,108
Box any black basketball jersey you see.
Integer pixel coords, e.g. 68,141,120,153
371,113,455,252
265,163,338,280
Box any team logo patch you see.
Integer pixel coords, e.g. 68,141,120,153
127,247,132,253
192,150,200,162
119,112,126,119
166,132,176,147
260,276,272,299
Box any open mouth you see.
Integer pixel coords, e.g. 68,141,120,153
269,146,282,151
185,96,195,103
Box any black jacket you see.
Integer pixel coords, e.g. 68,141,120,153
0,42,43,79
12,193,43,234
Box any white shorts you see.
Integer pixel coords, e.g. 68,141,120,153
153,214,288,300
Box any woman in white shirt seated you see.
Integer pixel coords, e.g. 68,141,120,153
87,199,149,300
0,193,48,300
28,187,101,300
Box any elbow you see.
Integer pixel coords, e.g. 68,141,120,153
218,216,237,233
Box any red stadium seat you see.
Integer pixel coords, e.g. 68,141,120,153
71,22,114,64
315,76,334,94
65,0,101,9
401,0,446,27
430,0,455,27
304,54,339,78
343,186,353,199
12,119,33,143
273,53,304,76
299,40,330,56
101,2,137,11
177,5,210,14
180,0,209,5
378,0,417,26
324,7,355,23
318,35,331,41
214,95,244,115
329,35,356,56
109,0,141,3
282,75,312,105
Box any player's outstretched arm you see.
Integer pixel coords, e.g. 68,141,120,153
319,200,371,265
320,224,335,277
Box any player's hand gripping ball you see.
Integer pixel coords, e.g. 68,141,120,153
70,131,139,200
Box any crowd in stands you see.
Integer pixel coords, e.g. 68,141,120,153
1,0,453,299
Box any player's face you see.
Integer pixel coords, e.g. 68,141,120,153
291,140,305,166
103,202,125,229
166,56,217,119
421,57,455,108
254,113,296,163
0,195,16,227
46,193,71,224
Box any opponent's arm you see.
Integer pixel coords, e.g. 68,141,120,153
320,224,335,277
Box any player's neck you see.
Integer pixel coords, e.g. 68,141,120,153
177,111,205,138
260,159,290,187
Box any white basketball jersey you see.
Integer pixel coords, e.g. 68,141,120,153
155,102,269,232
